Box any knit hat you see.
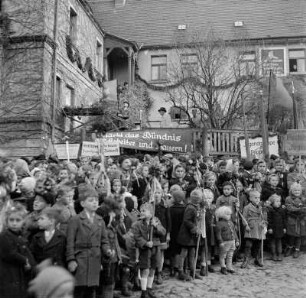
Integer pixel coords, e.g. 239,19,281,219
243,160,253,171
78,183,98,201
19,177,36,194
28,266,74,298
14,159,30,178
189,189,203,205
39,193,55,205
172,190,185,204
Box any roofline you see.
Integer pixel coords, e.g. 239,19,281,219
105,32,139,51
79,0,105,38
140,35,306,50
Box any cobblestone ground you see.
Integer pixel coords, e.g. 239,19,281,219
127,253,306,298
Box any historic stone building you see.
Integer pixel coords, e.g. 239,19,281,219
0,0,106,156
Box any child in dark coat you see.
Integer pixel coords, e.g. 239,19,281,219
169,190,186,277
261,174,284,204
153,187,171,284
177,189,203,281
267,194,286,261
24,192,53,242
284,182,306,258
66,184,113,298
30,207,66,267
0,203,36,298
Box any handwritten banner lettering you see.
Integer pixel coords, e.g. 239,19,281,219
103,129,192,153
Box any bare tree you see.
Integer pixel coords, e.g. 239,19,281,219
166,30,261,129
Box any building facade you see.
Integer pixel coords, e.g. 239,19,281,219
0,0,106,156
90,0,306,129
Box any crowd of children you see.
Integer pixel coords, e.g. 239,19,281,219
0,153,305,298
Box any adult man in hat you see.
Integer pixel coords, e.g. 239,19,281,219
158,107,172,128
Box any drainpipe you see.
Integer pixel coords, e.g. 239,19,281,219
51,0,59,142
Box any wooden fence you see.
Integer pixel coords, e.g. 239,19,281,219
193,129,258,156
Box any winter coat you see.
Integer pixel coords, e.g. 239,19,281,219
215,219,238,244
205,206,216,247
177,203,200,247
169,203,185,254
0,229,36,298
52,202,76,235
243,203,267,240
216,195,239,223
155,201,171,243
131,177,148,205
101,225,121,264
261,181,284,204
66,210,110,287
100,224,121,285
267,206,286,238
275,171,289,197
30,229,66,267
285,196,306,237
133,218,166,249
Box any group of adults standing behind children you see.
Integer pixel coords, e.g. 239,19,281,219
0,153,306,298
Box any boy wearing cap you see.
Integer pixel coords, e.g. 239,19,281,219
66,184,113,298
24,192,54,242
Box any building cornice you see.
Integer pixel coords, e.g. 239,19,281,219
140,36,306,51
8,34,56,48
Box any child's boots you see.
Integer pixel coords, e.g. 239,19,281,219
178,270,191,281
293,248,300,258
155,271,163,285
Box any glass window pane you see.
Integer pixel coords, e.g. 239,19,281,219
151,66,159,80
152,56,167,65
289,50,305,59
297,59,306,72
160,65,167,79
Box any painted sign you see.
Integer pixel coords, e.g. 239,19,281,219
81,141,99,157
55,144,80,160
102,139,120,156
104,129,193,153
284,129,306,155
261,48,285,76
240,135,279,159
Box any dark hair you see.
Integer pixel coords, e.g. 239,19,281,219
218,161,227,168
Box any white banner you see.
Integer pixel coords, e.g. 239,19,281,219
240,135,279,159
103,139,120,156
55,144,80,160
81,142,99,157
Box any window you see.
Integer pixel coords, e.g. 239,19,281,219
64,85,75,132
96,40,103,73
181,54,198,77
289,49,306,73
151,55,167,81
170,106,188,121
69,7,77,43
54,76,62,122
239,51,256,76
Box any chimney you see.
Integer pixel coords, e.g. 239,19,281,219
115,0,126,8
